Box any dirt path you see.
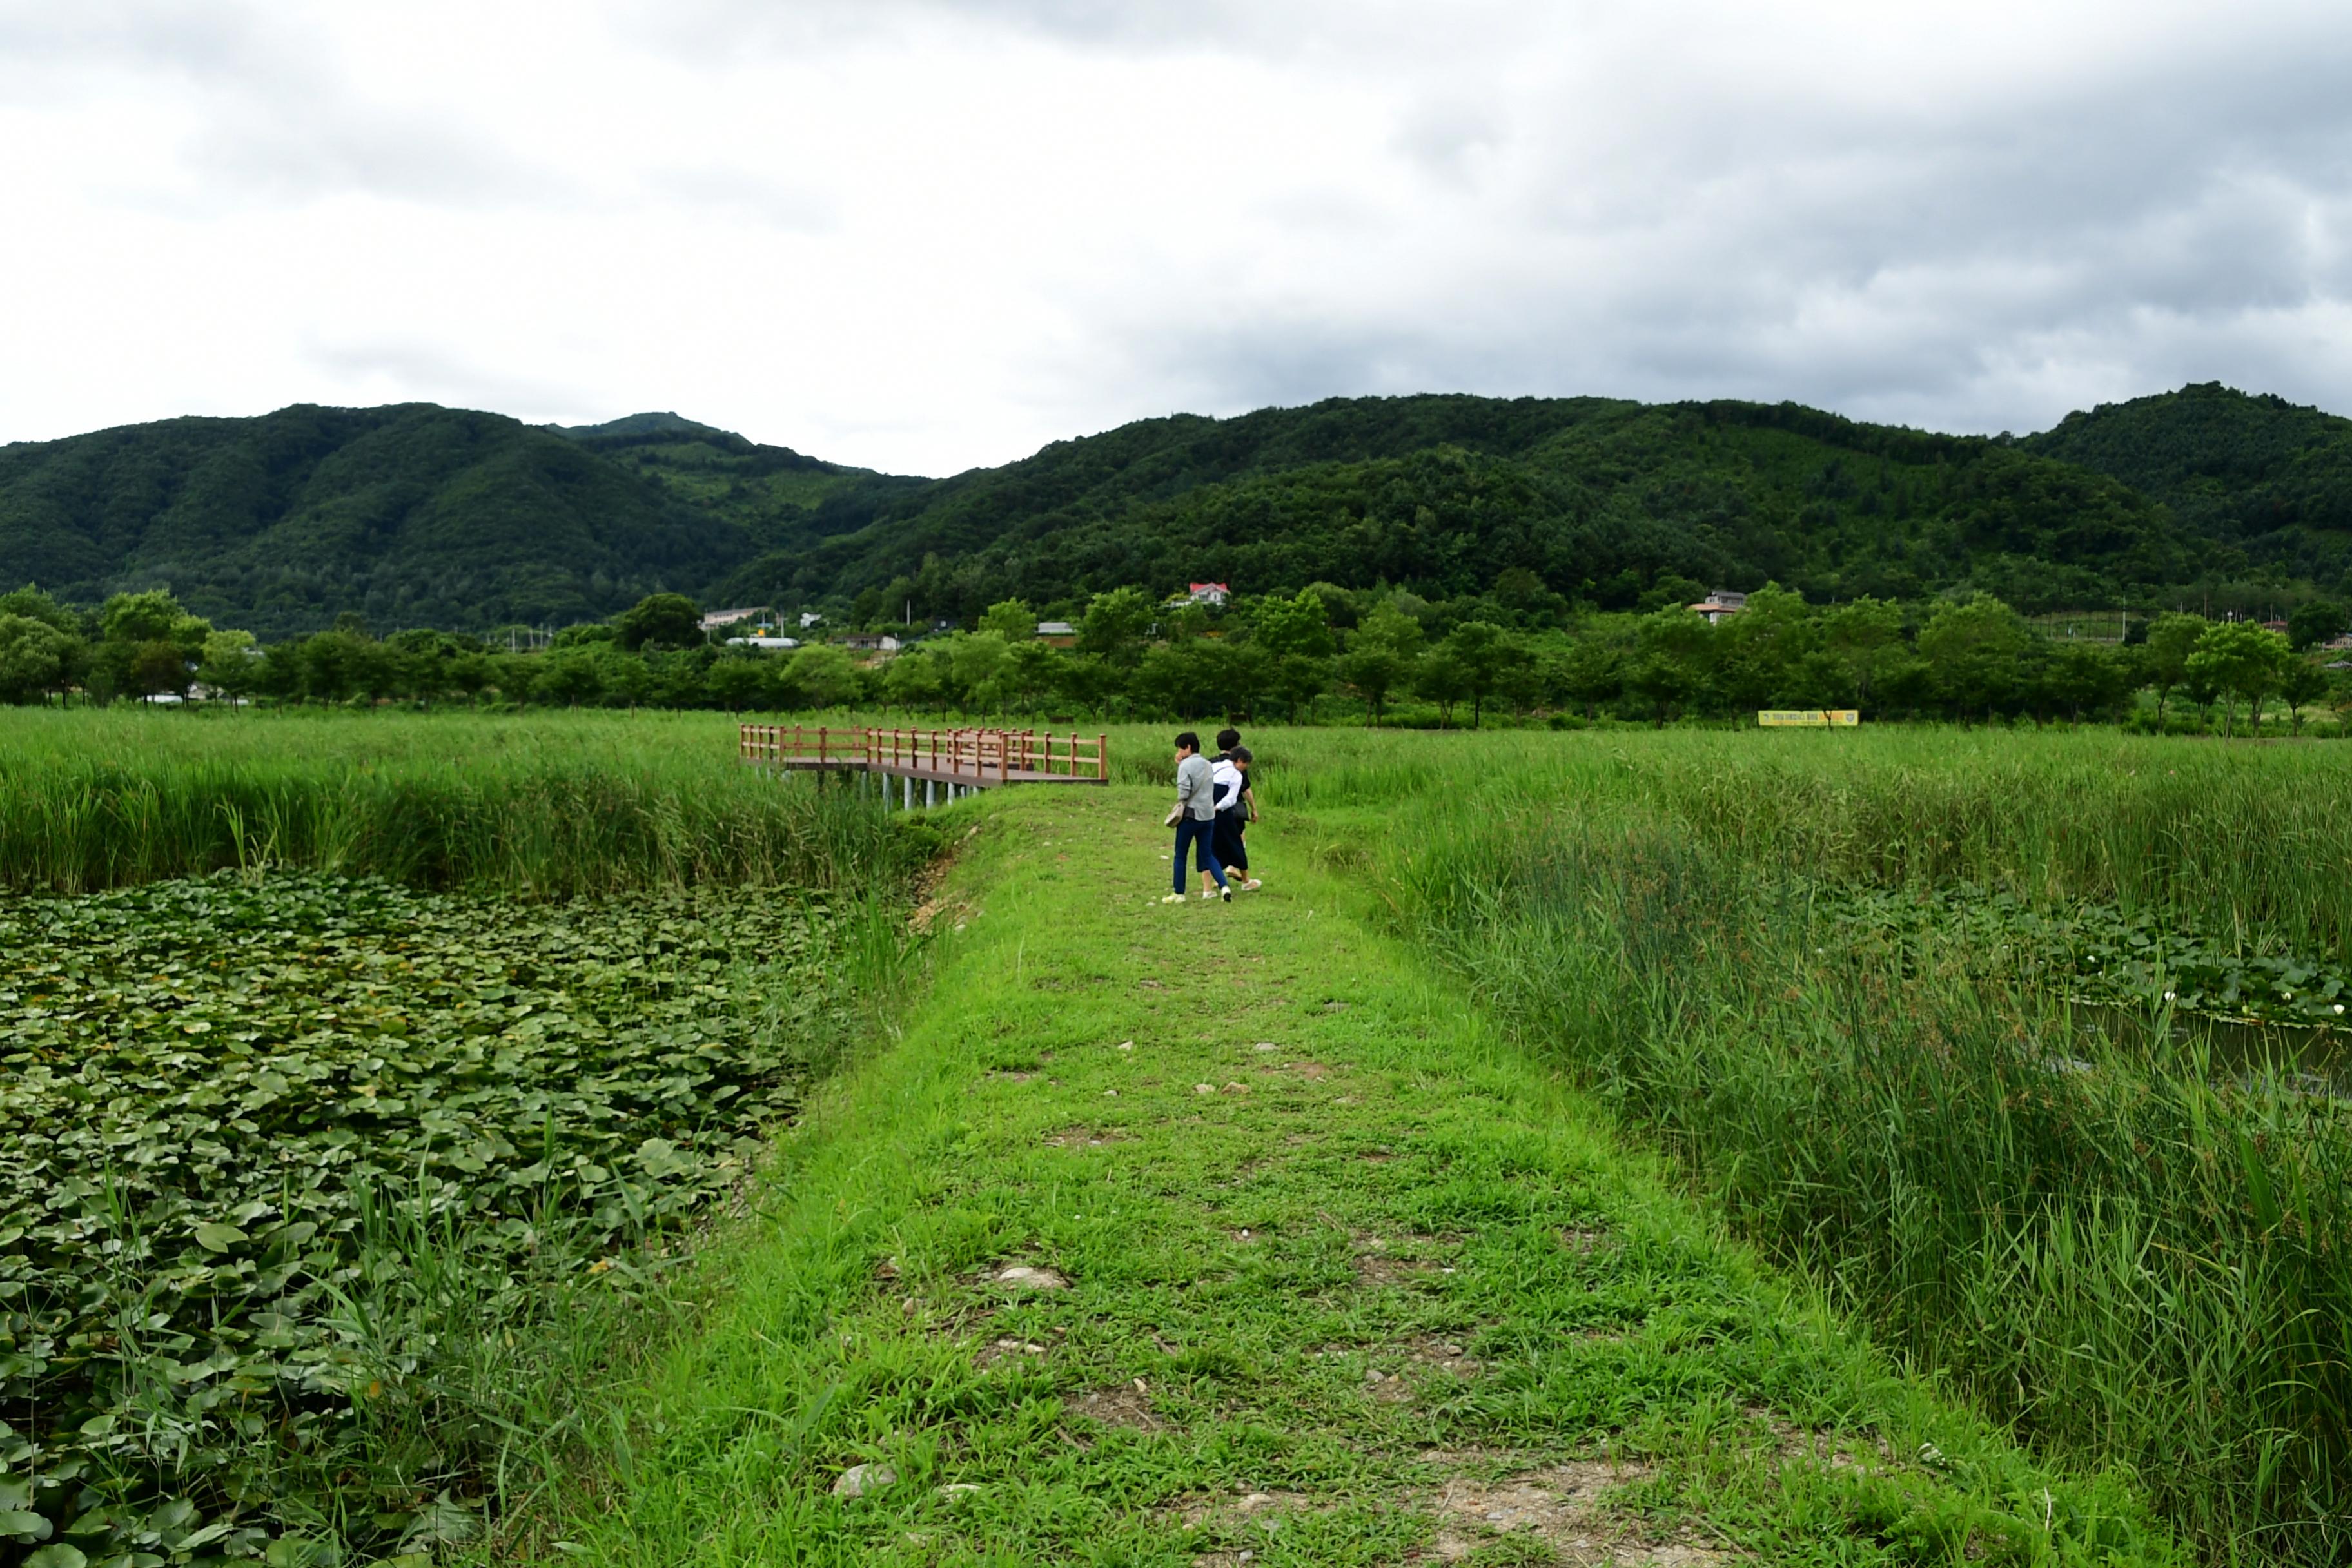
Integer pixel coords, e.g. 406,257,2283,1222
561,788,2180,1566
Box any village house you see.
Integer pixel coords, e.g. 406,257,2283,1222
838,632,901,654
700,606,767,632
1689,589,1747,625
1035,620,1078,647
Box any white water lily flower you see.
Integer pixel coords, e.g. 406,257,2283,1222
2163,990,2177,1002
2336,1004,2346,1015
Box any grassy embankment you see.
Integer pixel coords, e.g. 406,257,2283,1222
543,781,2182,1566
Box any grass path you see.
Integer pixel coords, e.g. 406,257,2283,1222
559,788,2180,1566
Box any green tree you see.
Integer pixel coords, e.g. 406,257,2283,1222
1712,585,1816,712
2279,657,2329,735
1335,603,1423,726
593,645,654,707
96,589,210,701
614,593,703,651
2142,612,2208,727
1549,635,1625,720
882,647,949,713
1254,589,1336,721
1077,587,1155,665
1917,593,2029,723
1817,597,1909,711
0,584,84,637
978,599,1035,642
1415,644,1472,727
1442,620,1510,728
789,643,861,709
2286,599,2347,654
705,655,773,712
2186,621,2291,738
1626,606,1714,725
0,614,74,704
532,647,607,707
197,630,260,703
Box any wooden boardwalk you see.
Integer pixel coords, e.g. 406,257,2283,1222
740,724,1108,806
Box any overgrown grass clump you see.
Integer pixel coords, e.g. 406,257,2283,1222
1362,736,2352,1565
0,709,921,896
1,872,903,1566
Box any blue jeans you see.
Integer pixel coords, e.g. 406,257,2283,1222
1174,816,1226,892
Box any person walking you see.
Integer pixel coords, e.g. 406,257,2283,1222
1164,731,1230,903
1211,745,1260,890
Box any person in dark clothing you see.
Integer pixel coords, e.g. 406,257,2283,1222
1211,744,1259,890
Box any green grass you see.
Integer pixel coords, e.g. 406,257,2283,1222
530,787,2184,1566
1337,736,2352,1563
0,709,921,896
13,710,2347,1562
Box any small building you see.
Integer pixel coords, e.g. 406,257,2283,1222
1186,582,1231,608
1035,621,1078,647
701,607,766,632
725,635,799,650
838,633,901,653
1689,589,1747,625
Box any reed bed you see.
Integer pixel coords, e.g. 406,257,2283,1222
0,709,919,895
1373,767,2352,1565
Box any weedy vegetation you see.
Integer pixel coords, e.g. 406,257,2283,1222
0,709,924,897
0,712,926,1567
1328,727,2352,1564
8,710,2352,1565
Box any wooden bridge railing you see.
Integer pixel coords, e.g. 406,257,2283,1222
739,724,1109,784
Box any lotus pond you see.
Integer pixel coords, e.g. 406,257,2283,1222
1,874,876,1568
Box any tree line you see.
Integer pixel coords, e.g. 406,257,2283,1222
5,581,2347,735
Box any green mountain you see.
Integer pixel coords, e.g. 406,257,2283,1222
2022,382,2352,583
0,404,757,638
551,413,927,555
6,386,2333,636
711,395,2223,619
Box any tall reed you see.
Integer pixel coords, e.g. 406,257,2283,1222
0,711,920,894
1389,809,2352,1563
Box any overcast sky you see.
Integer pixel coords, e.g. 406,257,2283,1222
4,0,2349,475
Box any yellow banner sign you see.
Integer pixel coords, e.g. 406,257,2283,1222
1758,710,1859,727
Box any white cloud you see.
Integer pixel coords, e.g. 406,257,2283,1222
0,0,2347,474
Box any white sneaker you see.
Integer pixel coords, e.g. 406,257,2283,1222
1161,893,1186,904
1242,878,1262,892
1200,888,1217,899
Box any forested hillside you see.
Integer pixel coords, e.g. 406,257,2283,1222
0,405,757,638
709,397,2224,621
547,411,926,555
2024,382,2352,583
6,386,2343,636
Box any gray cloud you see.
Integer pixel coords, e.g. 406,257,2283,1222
3,0,2351,471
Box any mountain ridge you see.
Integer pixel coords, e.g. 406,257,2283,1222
3,385,2344,636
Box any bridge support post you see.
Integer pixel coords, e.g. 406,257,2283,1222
904,776,914,811
925,779,935,808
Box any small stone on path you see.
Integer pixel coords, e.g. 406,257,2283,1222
994,1264,1068,1291
833,1462,897,1498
